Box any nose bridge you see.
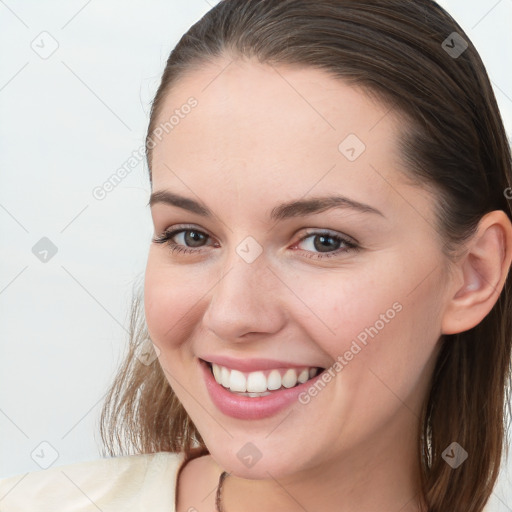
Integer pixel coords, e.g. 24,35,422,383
203,244,286,339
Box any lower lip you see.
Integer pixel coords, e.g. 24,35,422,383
199,358,325,420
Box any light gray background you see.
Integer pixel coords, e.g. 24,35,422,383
1,0,511,509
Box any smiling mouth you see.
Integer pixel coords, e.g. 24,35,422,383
203,359,326,396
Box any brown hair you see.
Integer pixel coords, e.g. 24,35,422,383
99,1,512,510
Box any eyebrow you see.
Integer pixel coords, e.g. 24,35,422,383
148,190,385,220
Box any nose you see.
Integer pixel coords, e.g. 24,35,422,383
202,253,288,341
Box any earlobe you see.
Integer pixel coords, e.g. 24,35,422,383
441,210,512,335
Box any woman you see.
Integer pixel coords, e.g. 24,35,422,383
1,1,511,511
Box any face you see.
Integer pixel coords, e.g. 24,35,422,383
144,57,452,480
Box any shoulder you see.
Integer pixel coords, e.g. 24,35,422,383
0,451,186,511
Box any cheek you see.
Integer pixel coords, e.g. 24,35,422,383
295,268,443,440
286,266,400,354
291,258,442,374
143,256,204,350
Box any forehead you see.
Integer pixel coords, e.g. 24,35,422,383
149,57,410,218
153,58,399,149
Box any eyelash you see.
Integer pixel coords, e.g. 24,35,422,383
152,225,360,260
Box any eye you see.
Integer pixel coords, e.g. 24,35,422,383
152,225,359,259
152,226,215,255
292,230,359,259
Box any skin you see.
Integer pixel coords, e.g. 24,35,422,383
144,56,512,512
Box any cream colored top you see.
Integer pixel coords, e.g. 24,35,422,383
0,451,186,511
0,452,498,511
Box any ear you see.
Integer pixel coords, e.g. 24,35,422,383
441,210,512,335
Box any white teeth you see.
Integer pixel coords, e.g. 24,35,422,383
229,369,247,392
235,391,272,397
212,364,222,383
298,369,310,383
246,371,267,393
282,369,298,388
267,369,281,390
221,366,230,388
210,363,321,394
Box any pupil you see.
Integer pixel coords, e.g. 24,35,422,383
314,234,339,253
186,230,205,247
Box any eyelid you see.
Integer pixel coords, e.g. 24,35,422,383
299,227,359,245
156,223,215,241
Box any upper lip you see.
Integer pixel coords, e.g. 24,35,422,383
200,355,324,372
